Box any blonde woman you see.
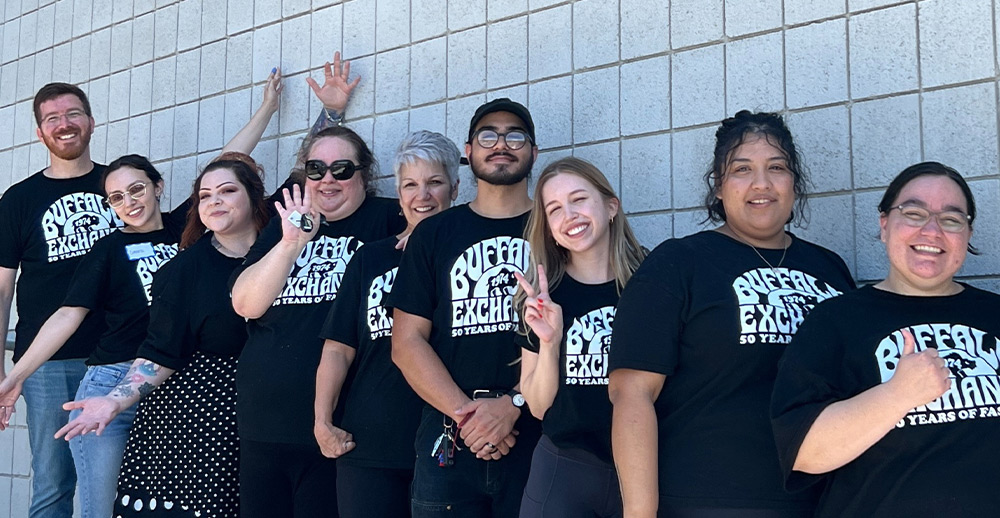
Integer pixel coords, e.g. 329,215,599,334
515,157,645,518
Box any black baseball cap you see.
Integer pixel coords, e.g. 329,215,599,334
467,98,536,144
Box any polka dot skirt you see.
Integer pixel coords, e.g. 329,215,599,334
114,352,240,518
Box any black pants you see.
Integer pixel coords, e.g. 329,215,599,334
410,406,540,518
336,463,413,518
239,439,338,518
519,434,622,518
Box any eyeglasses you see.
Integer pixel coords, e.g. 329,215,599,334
304,160,359,181
41,110,88,128
473,129,531,150
106,182,149,208
890,204,971,233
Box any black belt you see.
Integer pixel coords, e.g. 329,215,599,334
471,389,507,400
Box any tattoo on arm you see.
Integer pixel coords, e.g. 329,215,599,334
137,382,156,397
137,361,160,377
309,108,342,136
112,385,135,398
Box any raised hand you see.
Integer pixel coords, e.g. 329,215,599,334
261,67,284,116
0,376,22,431
54,396,123,441
275,184,320,247
305,51,361,114
314,422,356,458
514,264,563,346
887,329,952,409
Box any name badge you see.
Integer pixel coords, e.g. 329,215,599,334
126,242,155,260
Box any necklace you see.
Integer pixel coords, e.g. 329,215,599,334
212,235,246,258
721,227,789,271
748,238,788,272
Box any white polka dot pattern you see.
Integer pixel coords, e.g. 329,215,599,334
113,352,240,518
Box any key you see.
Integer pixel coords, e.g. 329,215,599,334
430,433,445,457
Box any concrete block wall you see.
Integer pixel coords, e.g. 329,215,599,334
1,0,1000,512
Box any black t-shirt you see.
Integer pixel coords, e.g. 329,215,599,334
63,222,182,366
608,231,856,510
138,233,247,370
771,284,1000,518
319,236,423,469
0,165,121,362
517,275,619,464
387,203,532,395
232,196,404,445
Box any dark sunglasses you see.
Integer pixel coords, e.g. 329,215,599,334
304,159,359,181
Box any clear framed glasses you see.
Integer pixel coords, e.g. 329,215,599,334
473,129,531,150
890,204,971,233
304,159,358,181
106,181,149,208
41,110,89,128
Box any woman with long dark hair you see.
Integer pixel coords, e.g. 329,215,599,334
0,155,183,518
609,111,856,517
57,154,271,517
514,157,645,518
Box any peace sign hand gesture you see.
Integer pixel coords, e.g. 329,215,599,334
275,184,320,248
514,265,563,347
306,51,361,114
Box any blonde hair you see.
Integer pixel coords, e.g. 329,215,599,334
515,157,646,334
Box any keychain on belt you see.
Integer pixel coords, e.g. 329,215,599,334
430,416,463,467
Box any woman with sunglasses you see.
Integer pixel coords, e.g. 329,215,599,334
230,123,404,516
513,157,645,518
771,162,1000,517
608,111,856,518
312,131,460,518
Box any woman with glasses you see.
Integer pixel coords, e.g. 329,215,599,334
608,111,856,518
312,131,460,518
771,162,999,517
513,157,645,518
0,71,284,518
230,123,404,516
50,154,271,518
0,155,184,518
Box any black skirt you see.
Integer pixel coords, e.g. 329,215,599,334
114,352,240,517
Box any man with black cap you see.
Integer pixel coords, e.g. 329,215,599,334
390,98,541,517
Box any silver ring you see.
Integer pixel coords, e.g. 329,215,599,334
485,442,495,449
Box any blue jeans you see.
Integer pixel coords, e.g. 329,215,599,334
68,362,137,518
21,358,88,518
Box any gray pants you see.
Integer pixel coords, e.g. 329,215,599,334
519,434,622,518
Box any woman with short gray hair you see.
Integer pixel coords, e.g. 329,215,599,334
314,131,460,518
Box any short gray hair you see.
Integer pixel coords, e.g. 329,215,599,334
392,131,461,189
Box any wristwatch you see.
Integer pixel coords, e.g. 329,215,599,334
508,389,525,408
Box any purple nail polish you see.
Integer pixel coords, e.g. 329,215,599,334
271,67,277,74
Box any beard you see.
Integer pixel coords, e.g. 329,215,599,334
471,152,533,186
41,125,93,161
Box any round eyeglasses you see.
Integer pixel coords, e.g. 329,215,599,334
473,129,531,150
106,181,149,208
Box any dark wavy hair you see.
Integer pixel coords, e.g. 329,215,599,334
180,154,271,249
103,154,164,193
703,110,809,225
878,161,979,255
291,126,377,195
